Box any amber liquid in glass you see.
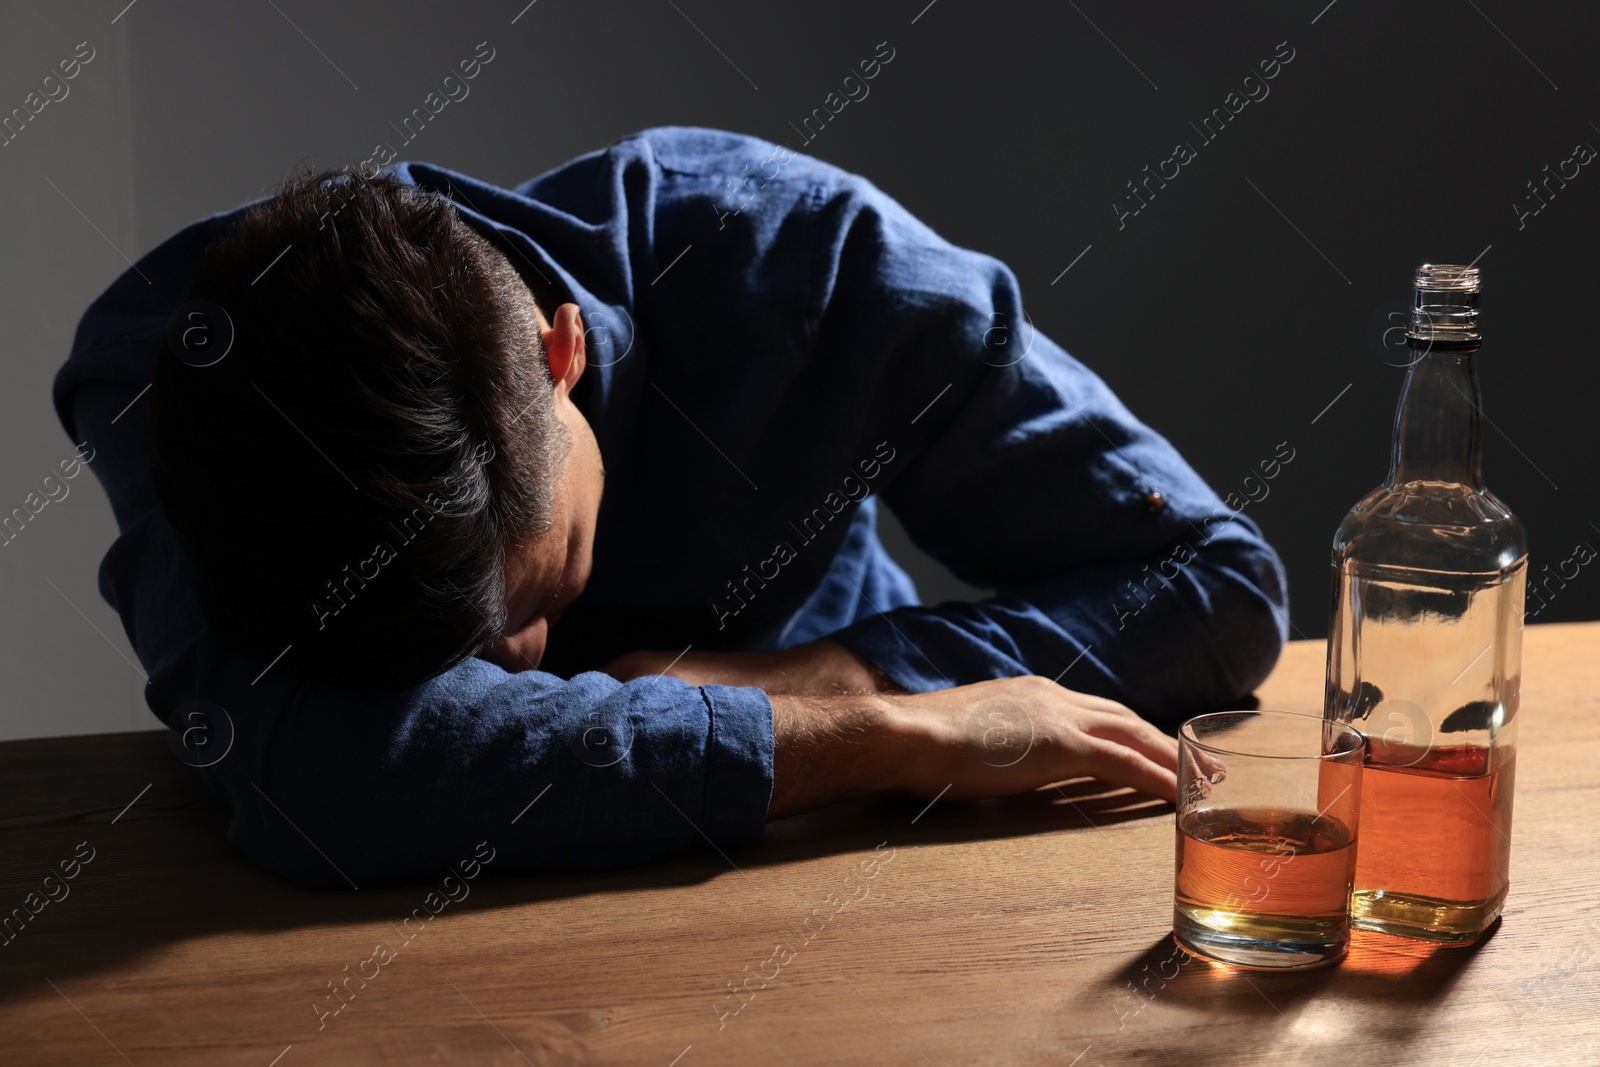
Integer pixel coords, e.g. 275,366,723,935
1175,808,1357,945
1350,740,1515,940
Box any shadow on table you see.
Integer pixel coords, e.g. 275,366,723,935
1110,923,1498,1003
768,774,1173,847
1093,923,1498,1060
0,732,1172,1004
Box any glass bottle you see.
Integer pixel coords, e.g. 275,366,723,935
1323,263,1525,944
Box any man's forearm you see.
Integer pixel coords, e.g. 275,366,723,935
768,692,908,817
607,640,906,695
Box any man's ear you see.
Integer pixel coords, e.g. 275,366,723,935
542,303,587,398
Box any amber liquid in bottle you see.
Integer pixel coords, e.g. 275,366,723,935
1324,264,1524,944
1353,741,1515,928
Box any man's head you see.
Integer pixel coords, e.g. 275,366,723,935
150,168,602,690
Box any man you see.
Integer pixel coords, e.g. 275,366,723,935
55,127,1287,888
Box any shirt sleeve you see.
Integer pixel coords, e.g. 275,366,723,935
806,174,1290,729
56,260,774,892
200,649,776,891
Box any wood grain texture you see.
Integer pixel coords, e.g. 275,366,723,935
1,623,1596,1066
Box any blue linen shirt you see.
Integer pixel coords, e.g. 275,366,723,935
54,126,1288,889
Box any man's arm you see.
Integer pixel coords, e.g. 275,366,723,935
790,173,1284,726
603,168,1286,726
768,674,1178,817
104,504,1171,886
606,640,904,695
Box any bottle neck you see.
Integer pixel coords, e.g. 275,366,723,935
1386,344,1484,489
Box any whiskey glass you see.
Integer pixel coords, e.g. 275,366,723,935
1174,710,1365,970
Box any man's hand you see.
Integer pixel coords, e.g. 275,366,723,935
603,640,905,694
604,644,1179,818
768,675,1179,817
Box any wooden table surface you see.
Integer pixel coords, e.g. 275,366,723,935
3,622,1597,1066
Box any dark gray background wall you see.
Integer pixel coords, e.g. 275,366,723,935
3,0,1596,739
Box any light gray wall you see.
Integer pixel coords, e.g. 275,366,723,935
0,5,143,738
3,0,1595,739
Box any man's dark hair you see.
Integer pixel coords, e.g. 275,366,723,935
149,168,567,691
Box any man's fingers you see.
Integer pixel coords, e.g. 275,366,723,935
1081,712,1180,772
1182,746,1228,784
1082,737,1178,803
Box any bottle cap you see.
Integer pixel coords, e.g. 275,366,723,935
1408,263,1481,344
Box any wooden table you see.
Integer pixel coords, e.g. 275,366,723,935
3,623,1596,1066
